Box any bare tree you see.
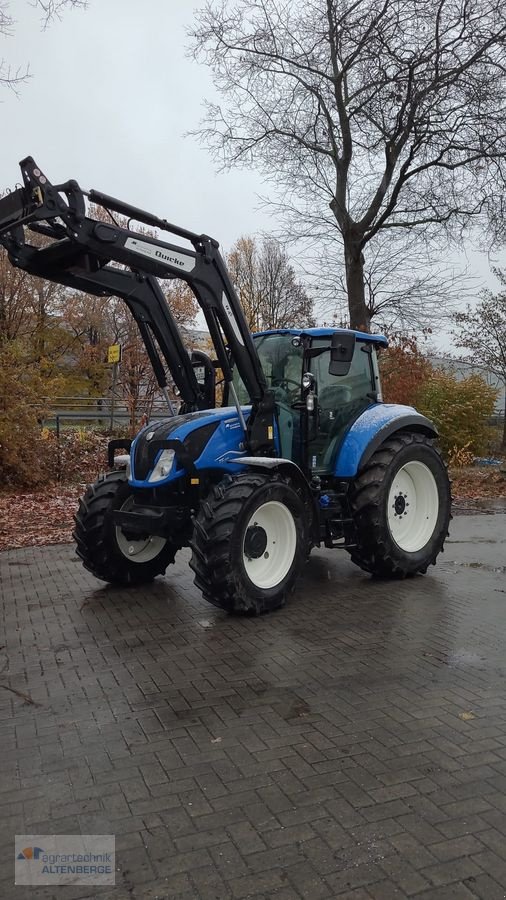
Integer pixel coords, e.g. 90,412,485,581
35,0,87,28
0,1,29,91
0,237,68,365
227,236,314,330
1,0,86,92
191,0,506,332
312,230,477,331
258,238,315,329
60,277,198,424
227,237,259,330
454,271,506,448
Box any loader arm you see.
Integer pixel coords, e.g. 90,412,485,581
0,156,274,451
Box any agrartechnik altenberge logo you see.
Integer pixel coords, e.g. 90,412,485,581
15,835,115,886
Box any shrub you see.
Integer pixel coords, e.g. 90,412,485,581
380,336,499,461
417,371,498,458
0,343,57,488
380,335,434,407
0,338,120,488
447,442,474,468
43,429,109,484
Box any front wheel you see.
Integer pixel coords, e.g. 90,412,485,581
73,471,179,585
190,472,308,614
346,432,451,577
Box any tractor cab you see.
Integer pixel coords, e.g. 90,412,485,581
232,328,388,475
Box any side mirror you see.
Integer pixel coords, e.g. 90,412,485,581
191,349,216,408
329,332,355,376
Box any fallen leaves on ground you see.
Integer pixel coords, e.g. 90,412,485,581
0,485,84,551
450,465,506,502
0,465,505,552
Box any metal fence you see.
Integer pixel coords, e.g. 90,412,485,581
39,397,173,434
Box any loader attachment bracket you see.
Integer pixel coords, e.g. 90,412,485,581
107,439,133,469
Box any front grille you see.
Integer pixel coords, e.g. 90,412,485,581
133,412,217,480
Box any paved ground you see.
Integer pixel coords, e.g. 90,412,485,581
1,515,506,900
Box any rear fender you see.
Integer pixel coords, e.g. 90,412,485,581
333,404,438,478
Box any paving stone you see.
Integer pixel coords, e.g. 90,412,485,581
1,516,506,898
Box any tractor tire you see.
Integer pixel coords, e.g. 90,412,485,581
189,472,308,615
73,470,179,586
346,432,451,577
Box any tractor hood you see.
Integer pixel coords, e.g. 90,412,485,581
130,407,251,487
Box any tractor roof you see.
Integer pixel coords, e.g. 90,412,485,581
253,327,388,347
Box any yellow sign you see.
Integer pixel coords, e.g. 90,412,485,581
107,344,121,364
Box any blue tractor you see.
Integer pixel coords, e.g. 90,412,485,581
0,158,452,614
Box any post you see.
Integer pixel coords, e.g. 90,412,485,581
107,344,122,432
110,362,118,431
56,415,61,482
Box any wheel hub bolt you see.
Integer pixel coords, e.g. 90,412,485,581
394,494,407,516
244,525,268,559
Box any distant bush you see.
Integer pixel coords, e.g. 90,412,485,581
380,335,434,407
0,424,122,490
42,429,108,484
0,343,55,489
417,371,498,458
0,336,136,489
380,336,498,461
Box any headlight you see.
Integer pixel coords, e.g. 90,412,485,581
148,449,175,483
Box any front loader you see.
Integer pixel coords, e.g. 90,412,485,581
0,158,452,614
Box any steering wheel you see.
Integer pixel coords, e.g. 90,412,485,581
271,377,300,398
271,378,301,405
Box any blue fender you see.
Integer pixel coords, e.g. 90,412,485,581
333,404,437,478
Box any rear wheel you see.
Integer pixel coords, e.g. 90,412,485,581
190,472,308,614
347,432,451,577
73,470,179,585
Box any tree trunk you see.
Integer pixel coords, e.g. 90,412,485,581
502,385,506,450
344,240,370,332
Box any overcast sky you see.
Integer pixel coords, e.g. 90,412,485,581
2,0,504,348
1,2,275,244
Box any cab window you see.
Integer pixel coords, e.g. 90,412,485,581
309,339,375,471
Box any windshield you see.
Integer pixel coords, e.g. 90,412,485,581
233,333,303,405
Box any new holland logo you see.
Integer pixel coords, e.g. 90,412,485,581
17,847,45,860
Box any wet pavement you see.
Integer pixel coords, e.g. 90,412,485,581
0,514,505,900
453,497,506,515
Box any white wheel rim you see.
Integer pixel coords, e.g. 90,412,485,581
387,461,439,553
115,497,167,563
242,500,297,590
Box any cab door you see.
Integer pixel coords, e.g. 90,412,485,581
307,339,376,473
265,335,304,464
231,332,305,463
